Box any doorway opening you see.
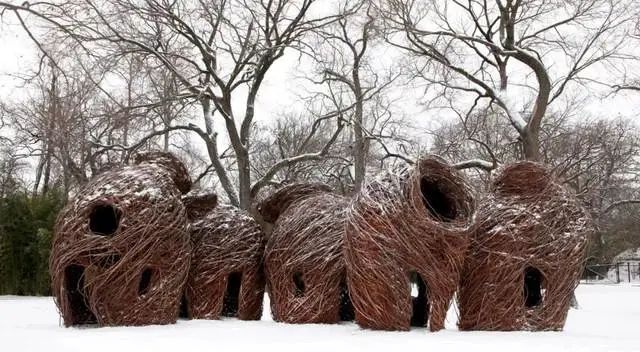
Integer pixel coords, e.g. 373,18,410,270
338,279,355,321
64,265,97,324
409,271,429,327
222,272,242,317
524,267,543,308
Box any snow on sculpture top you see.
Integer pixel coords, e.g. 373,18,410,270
345,156,476,331
182,194,266,321
260,183,354,324
458,161,592,331
50,151,191,327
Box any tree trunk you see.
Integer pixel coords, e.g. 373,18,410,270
201,98,240,207
521,129,541,161
353,98,365,192
32,155,45,197
352,59,365,192
237,149,252,210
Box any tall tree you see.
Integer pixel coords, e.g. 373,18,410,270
381,0,636,162
1,0,353,210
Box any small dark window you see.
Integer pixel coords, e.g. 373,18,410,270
222,272,242,317
524,267,543,308
293,272,305,297
409,271,429,327
64,265,96,324
89,204,121,236
339,279,355,321
420,178,457,222
138,268,154,296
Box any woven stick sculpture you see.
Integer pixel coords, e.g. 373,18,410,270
458,161,591,331
182,194,266,320
260,183,354,324
50,152,191,326
345,156,475,331
134,151,192,194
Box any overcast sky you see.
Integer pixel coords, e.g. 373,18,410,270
1,6,638,154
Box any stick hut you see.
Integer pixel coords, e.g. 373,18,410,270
182,194,266,320
50,152,192,326
458,161,591,331
345,156,475,331
260,183,354,324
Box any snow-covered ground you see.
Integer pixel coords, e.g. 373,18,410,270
1,284,638,352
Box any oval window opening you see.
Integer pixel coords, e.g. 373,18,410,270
138,268,154,296
420,178,457,222
89,204,121,236
293,272,305,297
524,267,543,308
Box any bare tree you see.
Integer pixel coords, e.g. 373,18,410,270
310,1,378,192
431,111,640,261
251,113,350,192
381,0,636,162
1,0,356,210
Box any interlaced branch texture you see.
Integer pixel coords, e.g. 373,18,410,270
345,156,475,331
134,151,192,194
183,196,266,321
458,161,591,331
260,183,353,324
50,152,192,327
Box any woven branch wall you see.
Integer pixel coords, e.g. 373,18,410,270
345,156,475,331
457,161,591,331
50,152,192,326
261,184,354,324
134,151,192,194
183,196,266,321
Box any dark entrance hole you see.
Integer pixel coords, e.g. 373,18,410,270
339,279,355,321
420,178,457,222
293,271,305,297
524,267,543,308
138,268,154,296
179,294,190,319
222,272,242,317
89,204,121,236
64,265,97,325
409,271,429,327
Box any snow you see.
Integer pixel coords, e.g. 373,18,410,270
497,89,528,132
1,284,639,352
613,248,640,261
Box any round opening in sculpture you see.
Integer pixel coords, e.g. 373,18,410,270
420,177,457,222
89,204,121,236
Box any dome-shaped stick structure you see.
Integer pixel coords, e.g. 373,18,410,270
134,151,192,194
261,184,354,324
50,152,192,327
183,193,219,220
257,183,332,224
345,156,475,331
182,197,266,321
458,161,591,331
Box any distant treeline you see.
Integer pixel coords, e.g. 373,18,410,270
0,190,64,296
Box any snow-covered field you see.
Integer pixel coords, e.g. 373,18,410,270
1,284,638,352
